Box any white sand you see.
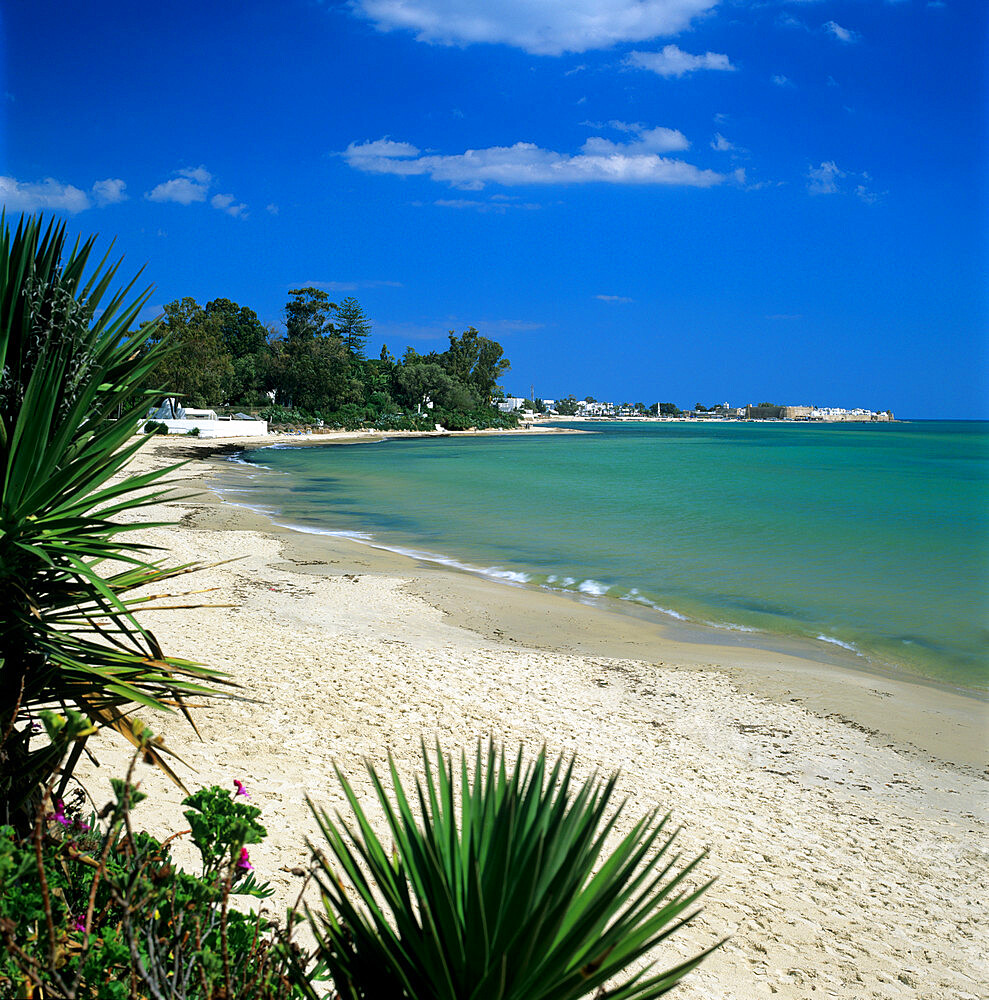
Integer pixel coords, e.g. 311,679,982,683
75,435,988,1000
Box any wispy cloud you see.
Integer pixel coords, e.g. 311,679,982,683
343,125,723,190
596,294,634,303
296,279,405,292
710,133,734,152
823,20,860,43
375,317,546,343
350,0,719,56
807,161,844,195
807,161,880,202
771,74,794,88
765,313,802,321
625,44,735,78
92,177,128,206
431,198,541,212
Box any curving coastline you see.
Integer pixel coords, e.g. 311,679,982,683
76,433,988,1000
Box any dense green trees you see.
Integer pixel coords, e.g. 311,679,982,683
145,286,515,428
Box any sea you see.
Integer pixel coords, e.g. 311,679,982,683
217,420,989,694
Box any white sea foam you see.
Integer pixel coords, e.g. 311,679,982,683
619,591,689,620
485,568,532,584
272,521,374,541
577,579,609,596
816,634,861,654
224,453,274,470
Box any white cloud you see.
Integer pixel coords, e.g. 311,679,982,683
343,128,723,190
433,198,541,212
582,125,689,154
771,74,793,88
147,167,247,215
823,20,859,43
92,178,127,206
297,280,404,292
807,160,844,195
626,44,735,78
375,317,546,343
596,294,634,303
346,138,421,160
266,203,279,215
710,133,734,152
211,193,248,217
807,161,879,201
146,166,213,205
0,176,91,213
351,0,719,55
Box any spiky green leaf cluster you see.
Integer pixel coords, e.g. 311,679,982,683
309,741,721,1000
0,213,226,815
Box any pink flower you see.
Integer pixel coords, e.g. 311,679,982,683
233,779,250,799
50,799,69,827
236,847,253,871
72,916,86,932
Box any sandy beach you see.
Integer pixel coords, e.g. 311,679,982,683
76,433,988,1000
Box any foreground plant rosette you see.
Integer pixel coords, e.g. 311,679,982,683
308,740,722,1000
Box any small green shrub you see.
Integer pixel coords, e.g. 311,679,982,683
143,419,169,435
0,759,311,999
186,426,201,436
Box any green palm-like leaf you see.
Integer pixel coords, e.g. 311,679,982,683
307,741,723,1000
0,213,228,816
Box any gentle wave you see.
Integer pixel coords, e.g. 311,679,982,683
272,521,375,542
224,452,275,470
816,634,862,655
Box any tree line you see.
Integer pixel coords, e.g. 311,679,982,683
143,287,517,430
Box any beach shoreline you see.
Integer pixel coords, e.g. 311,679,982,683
75,433,987,1000
206,432,987,775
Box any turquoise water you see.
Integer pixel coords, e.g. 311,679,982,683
226,421,989,691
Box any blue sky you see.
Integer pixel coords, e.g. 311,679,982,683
2,0,985,417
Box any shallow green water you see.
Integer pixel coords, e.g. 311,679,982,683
226,421,989,691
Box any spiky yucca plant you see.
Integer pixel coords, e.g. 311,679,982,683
308,741,721,1000
0,213,225,822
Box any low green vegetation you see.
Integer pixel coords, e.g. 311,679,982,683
0,214,718,997
144,287,518,430
0,758,307,998
310,741,720,1000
